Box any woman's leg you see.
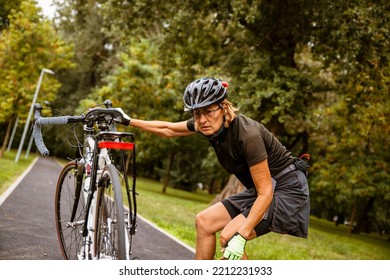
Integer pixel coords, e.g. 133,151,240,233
219,200,274,259
219,214,257,259
195,202,232,259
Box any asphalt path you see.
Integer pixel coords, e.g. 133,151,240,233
0,157,195,260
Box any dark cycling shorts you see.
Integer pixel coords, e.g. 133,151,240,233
221,189,274,237
221,169,309,238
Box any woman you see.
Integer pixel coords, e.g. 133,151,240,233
128,77,310,260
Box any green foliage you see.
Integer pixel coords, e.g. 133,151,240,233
84,38,210,187
81,1,389,232
3,0,386,233
50,0,118,113
0,0,74,123
308,1,390,230
0,0,22,29
42,0,116,157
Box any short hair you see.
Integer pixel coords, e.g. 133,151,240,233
221,99,239,128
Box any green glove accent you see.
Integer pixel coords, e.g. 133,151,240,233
222,233,247,260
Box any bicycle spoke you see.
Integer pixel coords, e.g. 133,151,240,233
55,162,85,260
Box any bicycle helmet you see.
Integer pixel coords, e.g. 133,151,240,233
183,77,228,111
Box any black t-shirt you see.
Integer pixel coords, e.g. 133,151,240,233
187,114,294,189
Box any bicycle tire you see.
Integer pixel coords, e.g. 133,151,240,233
94,164,127,260
55,161,86,260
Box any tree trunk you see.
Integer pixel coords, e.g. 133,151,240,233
352,197,375,234
210,175,243,205
348,206,356,237
0,117,14,159
162,151,175,193
208,178,216,194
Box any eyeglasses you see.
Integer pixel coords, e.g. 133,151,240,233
192,107,221,119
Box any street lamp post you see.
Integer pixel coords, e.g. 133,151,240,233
15,68,55,163
6,116,19,152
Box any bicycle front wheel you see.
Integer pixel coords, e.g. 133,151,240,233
94,164,127,260
55,161,86,260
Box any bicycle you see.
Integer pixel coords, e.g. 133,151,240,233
32,100,137,260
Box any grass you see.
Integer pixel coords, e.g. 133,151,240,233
134,177,390,260
0,150,36,196
2,150,389,259
134,178,215,249
244,219,390,260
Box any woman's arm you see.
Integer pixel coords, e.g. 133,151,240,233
129,119,195,137
238,159,274,239
222,159,273,259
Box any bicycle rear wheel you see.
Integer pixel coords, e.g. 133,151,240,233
55,161,86,260
94,164,127,260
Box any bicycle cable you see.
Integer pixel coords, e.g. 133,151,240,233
65,123,87,160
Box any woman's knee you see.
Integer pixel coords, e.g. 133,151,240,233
195,211,207,231
195,203,231,235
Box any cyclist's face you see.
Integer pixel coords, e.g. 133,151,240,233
193,105,224,136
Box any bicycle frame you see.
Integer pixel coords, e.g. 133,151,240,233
33,100,137,260
77,126,136,259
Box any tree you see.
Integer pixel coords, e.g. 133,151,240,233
308,1,390,233
51,0,117,104
0,0,74,158
91,1,333,187
46,0,389,233
38,0,122,157
81,38,211,190
0,0,22,30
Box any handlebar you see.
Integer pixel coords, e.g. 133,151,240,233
33,101,131,156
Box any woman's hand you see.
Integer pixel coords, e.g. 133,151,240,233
222,233,247,260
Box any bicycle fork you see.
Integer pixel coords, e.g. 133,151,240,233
79,175,95,260
79,147,112,260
